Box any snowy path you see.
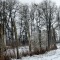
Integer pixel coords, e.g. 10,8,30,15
12,43,60,60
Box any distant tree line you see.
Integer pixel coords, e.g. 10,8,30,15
0,0,60,59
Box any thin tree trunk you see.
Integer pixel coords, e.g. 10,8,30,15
14,21,20,59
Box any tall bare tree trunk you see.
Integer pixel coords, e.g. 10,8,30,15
14,21,20,59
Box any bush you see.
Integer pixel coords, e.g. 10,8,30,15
4,56,11,60
40,48,46,54
22,51,29,57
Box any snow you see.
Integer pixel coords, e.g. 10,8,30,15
11,43,60,60
19,46,29,53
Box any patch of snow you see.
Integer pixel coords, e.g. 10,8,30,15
11,43,60,60
19,46,29,53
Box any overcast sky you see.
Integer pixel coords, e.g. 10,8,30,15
19,0,60,7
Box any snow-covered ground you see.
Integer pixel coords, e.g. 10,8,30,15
11,43,60,60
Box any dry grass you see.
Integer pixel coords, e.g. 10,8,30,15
46,45,57,51
0,55,11,60
4,45,57,58
0,55,5,60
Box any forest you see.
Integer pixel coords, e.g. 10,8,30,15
0,0,60,60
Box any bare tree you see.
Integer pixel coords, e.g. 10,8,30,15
40,0,57,50
56,7,60,42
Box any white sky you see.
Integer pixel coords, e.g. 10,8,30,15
18,0,60,7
